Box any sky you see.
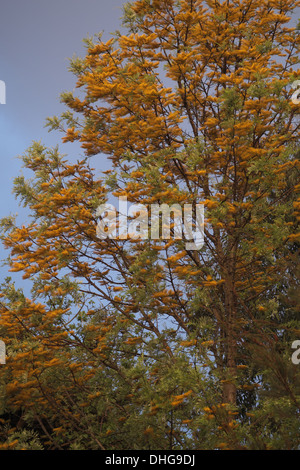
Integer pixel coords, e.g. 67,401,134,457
0,0,126,282
0,1,299,287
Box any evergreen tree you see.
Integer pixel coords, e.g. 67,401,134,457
0,0,299,450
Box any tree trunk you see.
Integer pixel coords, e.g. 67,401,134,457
222,273,237,406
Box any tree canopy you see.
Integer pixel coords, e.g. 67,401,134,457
0,0,299,450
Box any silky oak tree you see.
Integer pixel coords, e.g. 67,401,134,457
0,0,300,450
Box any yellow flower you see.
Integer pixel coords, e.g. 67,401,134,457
203,406,212,413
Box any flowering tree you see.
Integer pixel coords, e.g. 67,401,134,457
0,0,299,450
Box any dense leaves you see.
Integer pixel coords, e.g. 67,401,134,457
0,0,299,450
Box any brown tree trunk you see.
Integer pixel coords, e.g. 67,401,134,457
222,272,237,406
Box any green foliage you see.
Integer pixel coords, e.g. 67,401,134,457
0,0,300,451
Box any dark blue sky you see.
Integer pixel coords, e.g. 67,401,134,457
0,0,125,281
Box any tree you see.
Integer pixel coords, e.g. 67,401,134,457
0,0,299,450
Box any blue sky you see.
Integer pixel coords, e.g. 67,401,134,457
0,1,299,286
0,0,126,281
